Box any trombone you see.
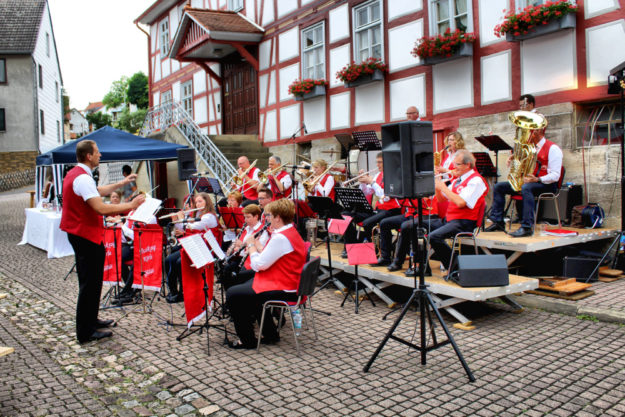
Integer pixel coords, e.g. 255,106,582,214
231,159,257,186
303,161,338,193
258,162,288,184
341,168,379,187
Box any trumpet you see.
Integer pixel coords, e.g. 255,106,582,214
258,162,288,184
303,161,338,193
231,159,257,186
341,168,379,187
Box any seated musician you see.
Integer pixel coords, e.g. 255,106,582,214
309,159,335,201
259,155,292,200
221,204,269,290
485,124,562,237
257,188,273,222
343,152,401,253
233,156,260,206
165,192,218,303
221,191,243,251
434,131,465,182
226,199,306,349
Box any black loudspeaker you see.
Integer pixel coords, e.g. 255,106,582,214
537,185,583,224
177,148,197,181
563,256,600,282
452,254,509,287
381,121,434,198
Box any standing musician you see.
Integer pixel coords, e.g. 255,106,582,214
486,123,562,237
309,159,335,201
165,193,218,303
60,140,145,344
434,131,466,181
233,156,260,206
226,199,306,349
260,155,292,200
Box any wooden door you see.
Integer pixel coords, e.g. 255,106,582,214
223,61,258,134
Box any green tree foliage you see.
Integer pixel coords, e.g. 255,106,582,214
86,111,112,130
102,76,129,109
62,94,70,119
127,72,149,109
116,108,147,134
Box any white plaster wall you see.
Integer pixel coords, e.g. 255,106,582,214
245,0,256,23
280,104,301,139
150,24,157,53
259,71,276,106
191,0,202,7
329,44,350,87
279,63,300,101
355,82,385,125
212,92,221,122
172,81,181,102
263,110,278,142
194,97,207,124
586,20,625,86
585,0,620,18
521,30,576,95
432,57,473,114
330,92,350,129
193,71,206,94
259,39,274,70
209,95,215,122
389,74,426,121
171,60,180,73
209,63,220,76
303,97,326,133
209,125,217,135
153,56,161,82
329,4,349,43
302,0,314,4
162,58,171,78
277,0,297,18
481,50,511,104
479,0,508,46
153,92,160,106
388,20,422,72
169,8,179,40
262,0,275,26
279,27,299,62
387,0,422,21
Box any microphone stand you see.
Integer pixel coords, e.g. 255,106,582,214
287,124,307,233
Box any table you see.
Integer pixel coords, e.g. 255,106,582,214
19,208,74,258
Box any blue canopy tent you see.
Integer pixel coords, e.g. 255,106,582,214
35,126,188,204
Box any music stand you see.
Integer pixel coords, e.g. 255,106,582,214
474,135,513,183
219,207,244,230
308,196,343,294
472,152,498,179
341,243,377,313
352,130,382,172
335,186,374,250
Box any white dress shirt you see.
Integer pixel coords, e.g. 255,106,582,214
175,212,218,232
535,137,563,184
446,169,487,209
250,224,294,272
72,163,99,201
314,174,334,197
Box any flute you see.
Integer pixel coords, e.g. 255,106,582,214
158,207,201,219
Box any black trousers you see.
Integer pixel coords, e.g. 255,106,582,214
120,243,134,295
220,261,255,291
343,208,401,244
423,218,476,269
226,278,298,346
67,233,105,343
387,215,439,263
165,247,182,295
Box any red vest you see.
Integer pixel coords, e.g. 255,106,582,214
314,174,335,201
270,170,292,200
445,171,488,222
60,165,104,244
252,226,306,294
534,139,555,178
239,166,259,200
402,196,438,217
374,172,400,211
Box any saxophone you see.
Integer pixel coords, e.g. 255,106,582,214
507,111,547,192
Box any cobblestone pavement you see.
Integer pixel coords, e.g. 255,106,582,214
2,191,625,416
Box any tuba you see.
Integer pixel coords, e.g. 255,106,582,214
507,111,548,192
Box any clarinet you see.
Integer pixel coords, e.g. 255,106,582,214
238,223,270,268
224,227,246,263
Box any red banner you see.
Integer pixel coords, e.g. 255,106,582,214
132,226,163,291
103,226,122,285
181,249,214,327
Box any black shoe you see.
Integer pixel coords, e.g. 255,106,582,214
166,294,183,304
341,249,348,259
79,330,112,344
96,318,114,328
485,220,506,232
261,336,280,345
387,261,403,272
404,267,415,276
228,340,256,350
508,227,533,238
373,258,391,267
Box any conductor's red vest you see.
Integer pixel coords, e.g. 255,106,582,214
60,165,104,244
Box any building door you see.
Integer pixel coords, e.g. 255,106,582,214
223,60,258,134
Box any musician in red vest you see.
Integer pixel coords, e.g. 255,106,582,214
310,159,335,201
486,125,562,237
233,156,260,206
226,199,306,349
259,155,292,200
60,140,144,344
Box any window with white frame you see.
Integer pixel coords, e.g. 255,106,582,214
430,0,471,34
576,103,623,147
228,0,243,11
57,120,61,142
160,19,169,56
518,0,549,7
302,22,325,80
181,80,193,117
161,90,172,104
46,33,50,57
353,1,383,62
40,110,45,134
55,81,59,102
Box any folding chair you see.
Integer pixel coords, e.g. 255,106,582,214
446,200,486,279
534,166,566,228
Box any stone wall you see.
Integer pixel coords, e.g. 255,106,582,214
0,151,38,174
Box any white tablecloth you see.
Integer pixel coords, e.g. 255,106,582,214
19,208,74,258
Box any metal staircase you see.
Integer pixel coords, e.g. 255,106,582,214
140,102,237,189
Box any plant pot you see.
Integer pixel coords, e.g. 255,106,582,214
343,69,385,88
505,13,576,42
293,85,326,101
421,43,473,66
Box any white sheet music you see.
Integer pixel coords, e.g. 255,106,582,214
128,195,162,223
179,234,214,268
203,230,226,260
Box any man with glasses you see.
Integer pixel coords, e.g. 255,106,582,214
406,106,420,121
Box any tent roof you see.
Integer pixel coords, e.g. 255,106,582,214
36,126,187,165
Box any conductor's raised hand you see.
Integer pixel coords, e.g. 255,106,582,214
131,193,146,209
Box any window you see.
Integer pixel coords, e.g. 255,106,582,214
38,64,43,88
181,81,193,118
0,58,5,83
228,0,243,11
0,109,5,131
55,81,59,102
576,103,623,147
301,23,325,79
160,19,169,56
40,110,45,134
353,1,383,62
57,120,61,142
46,33,50,57
430,0,471,34
518,0,549,7
161,90,172,104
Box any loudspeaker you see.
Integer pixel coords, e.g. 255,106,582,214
451,254,509,287
177,148,197,181
537,185,582,224
381,121,434,198
563,256,600,282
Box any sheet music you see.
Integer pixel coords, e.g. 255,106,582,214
179,234,214,268
128,195,162,223
203,230,226,260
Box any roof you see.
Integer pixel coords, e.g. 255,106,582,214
0,0,46,54
84,102,104,113
135,0,179,25
185,9,263,34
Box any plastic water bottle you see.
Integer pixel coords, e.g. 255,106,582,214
291,308,302,336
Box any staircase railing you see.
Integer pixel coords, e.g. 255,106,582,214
140,102,236,190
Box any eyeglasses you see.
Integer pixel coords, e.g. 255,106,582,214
406,112,418,115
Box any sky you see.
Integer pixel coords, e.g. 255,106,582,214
48,0,156,111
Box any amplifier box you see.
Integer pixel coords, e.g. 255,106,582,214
537,185,583,224
563,256,600,282
452,254,509,287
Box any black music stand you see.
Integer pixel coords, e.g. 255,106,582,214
474,135,513,183
353,130,382,171
335,186,374,247
472,152,498,179
308,196,343,294
335,133,355,178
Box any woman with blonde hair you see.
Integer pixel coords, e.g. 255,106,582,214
308,159,335,201
435,131,465,179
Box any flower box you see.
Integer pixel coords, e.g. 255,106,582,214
293,84,326,101
506,12,576,42
344,69,385,88
421,43,473,66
